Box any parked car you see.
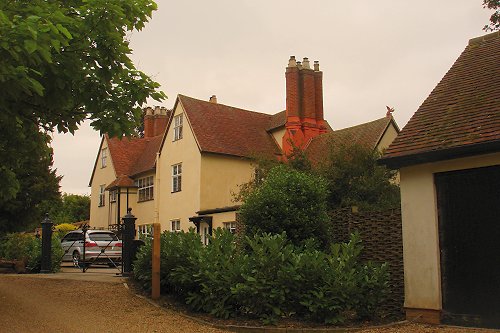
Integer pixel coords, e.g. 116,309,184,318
60,230,122,267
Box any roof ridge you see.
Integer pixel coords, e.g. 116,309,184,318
333,116,390,133
178,94,275,118
468,31,500,46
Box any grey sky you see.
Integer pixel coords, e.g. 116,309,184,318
51,1,493,195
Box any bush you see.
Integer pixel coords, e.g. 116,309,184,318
239,165,331,248
0,233,63,272
53,223,77,239
133,229,389,324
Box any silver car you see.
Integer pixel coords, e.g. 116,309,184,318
60,230,122,267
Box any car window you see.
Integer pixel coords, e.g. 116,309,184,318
89,232,118,242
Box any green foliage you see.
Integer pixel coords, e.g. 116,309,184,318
133,230,389,324
0,232,63,272
40,193,91,225
239,165,331,248
317,142,400,211
0,0,165,206
483,0,500,31
53,223,78,239
0,123,61,235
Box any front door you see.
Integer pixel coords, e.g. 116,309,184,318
435,165,500,328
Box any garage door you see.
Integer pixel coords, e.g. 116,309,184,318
435,165,500,328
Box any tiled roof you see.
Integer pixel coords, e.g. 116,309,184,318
105,175,135,190
382,31,500,164
178,95,282,158
306,116,394,165
107,134,163,178
267,110,286,131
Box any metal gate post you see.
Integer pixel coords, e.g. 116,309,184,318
122,208,137,276
40,214,53,273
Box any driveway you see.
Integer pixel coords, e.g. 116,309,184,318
0,273,495,333
0,274,228,333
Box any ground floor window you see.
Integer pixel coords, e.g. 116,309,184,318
171,219,181,232
99,185,105,206
223,221,236,234
138,224,153,239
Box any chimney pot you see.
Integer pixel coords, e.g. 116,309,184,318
302,57,311,69
288,56,297,67
297,61,302,69
145,107,153,116
209,95,218,103
314,61,320,71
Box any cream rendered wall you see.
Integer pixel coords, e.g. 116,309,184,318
200,154,254,211
89,138,116,229
132,172,156,226
270,127,286,149
377,123,399,152
158,103,202,232
208,211,238,229
400,152,500,311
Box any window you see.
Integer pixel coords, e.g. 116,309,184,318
99,185,105,207
101,148,107,168
136,176,154,201
110,190,117,203
138,224,153,239
171,219,181,232
172,164,182,192
223,222,237,234
173,114,183,141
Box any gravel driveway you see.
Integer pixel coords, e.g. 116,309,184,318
0,274,497,333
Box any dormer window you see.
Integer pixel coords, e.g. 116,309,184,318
101,148,107,168
173,114,183,141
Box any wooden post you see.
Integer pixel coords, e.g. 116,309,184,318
151,223,161,300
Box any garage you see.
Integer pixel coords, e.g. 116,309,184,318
435,165,500,328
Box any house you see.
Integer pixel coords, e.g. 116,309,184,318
380,31,500,328
89,56,399,244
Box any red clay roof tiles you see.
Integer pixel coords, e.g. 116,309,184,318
178,95,282,158
306,116,394,165
382,31,500,164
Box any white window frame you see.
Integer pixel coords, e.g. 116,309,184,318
172,163,182,193
101,148,107,168
136,176,154,202
170,219,181,232
110,189,117,203
99,185,105,207
173,114,183,141
138,224,153,239
223,222,237,234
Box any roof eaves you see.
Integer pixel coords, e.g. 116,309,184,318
379,139,500,169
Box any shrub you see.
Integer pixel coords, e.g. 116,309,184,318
53,223,77,239
0,233,63,272
239,165,331,248
133,230,389,324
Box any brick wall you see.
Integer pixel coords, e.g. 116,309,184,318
330,207,404,318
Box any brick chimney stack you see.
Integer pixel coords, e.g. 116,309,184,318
144,107,154,138
144,106,169,137
282,55,327,156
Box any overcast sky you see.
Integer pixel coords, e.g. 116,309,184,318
51,1,493,195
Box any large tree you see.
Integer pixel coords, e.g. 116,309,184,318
0,1,165,214
483,0,500,31
316,143,400,211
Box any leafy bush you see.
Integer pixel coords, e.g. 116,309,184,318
53,223,77,239
133,229,389,324
0,233,63,272
239,165,331,248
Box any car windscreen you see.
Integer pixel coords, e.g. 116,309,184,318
88,232,118,242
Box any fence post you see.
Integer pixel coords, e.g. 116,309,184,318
151,223,161,300
40,213,53,273
122,208,137,276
